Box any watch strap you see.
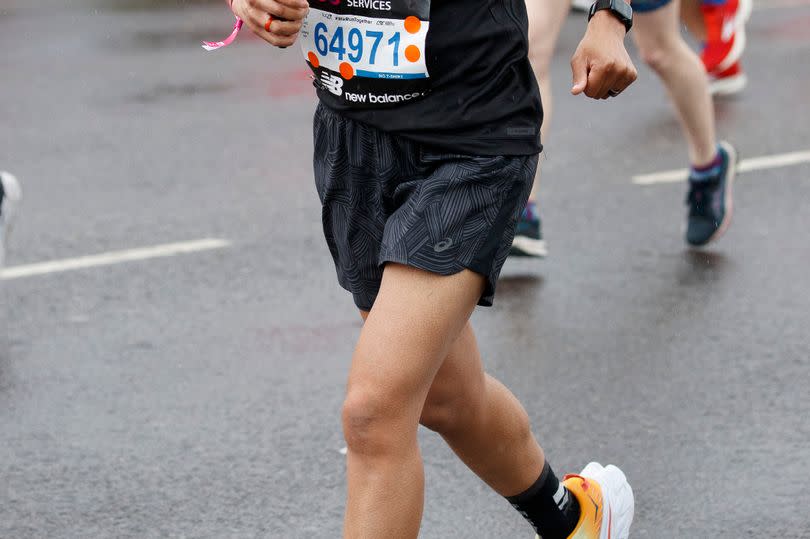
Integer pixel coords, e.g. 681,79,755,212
588,0,633,32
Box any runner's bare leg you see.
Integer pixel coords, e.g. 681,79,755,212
420,321,545,495
344,264,545,537
680,0,708,39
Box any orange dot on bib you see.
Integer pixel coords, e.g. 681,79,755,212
404,45,421,63
404,16,421,34
339,62,355,80
307,51,320,68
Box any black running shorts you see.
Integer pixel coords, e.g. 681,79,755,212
313,104,538,311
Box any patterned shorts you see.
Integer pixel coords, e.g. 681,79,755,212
313,104,538,311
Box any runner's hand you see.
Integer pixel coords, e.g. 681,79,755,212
231,0,309,48
570,11,637,99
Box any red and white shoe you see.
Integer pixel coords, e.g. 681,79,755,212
709,61,748,96
700,0,752,74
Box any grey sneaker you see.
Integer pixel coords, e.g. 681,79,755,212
0,171,22,268
685,141,737,247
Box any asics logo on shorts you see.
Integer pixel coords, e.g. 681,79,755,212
320,72,344,97
433,238,453,252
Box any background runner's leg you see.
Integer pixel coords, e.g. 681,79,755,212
510,0,571,258
632,0,717,166
680,0,707,39
526,0,572,191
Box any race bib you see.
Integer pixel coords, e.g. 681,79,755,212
300,0,431,108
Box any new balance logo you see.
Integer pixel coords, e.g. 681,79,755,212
320,72,343,97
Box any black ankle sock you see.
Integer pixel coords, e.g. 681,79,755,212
506,461,581,539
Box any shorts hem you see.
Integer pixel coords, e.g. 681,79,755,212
377,257,496,307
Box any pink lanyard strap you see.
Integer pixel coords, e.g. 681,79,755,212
202,1,242,51
202,15,243,51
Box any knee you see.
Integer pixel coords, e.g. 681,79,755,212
638,42,674,74
341,389,409,456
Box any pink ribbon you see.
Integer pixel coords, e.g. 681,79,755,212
202,15,244,51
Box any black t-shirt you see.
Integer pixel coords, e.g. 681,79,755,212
304,0,543,156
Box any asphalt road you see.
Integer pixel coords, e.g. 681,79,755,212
2,1,810,537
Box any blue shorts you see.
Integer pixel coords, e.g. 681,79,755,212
632,0,672,13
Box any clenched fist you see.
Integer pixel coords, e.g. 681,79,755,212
231,0,310,48
570,10,638,99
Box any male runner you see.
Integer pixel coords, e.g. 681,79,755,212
228,0,637,536
0,171,21,269
522,0,740,248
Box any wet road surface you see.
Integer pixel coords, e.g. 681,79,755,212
2,1,810,537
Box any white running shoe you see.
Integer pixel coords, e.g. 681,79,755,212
534,462,634,539
0,171,22,269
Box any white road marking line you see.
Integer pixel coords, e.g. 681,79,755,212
632,149,810,185
1,238,231,280
754,0,810,10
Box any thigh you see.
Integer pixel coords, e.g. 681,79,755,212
348,264,485,418
313,104,389,311
632,0,682,50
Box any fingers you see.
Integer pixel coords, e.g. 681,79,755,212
268,17,304,37
573,58,638,99
601,63,638,99
587,62,617,99
570,54,589,95
262,0,309,23
614,63,639,94
233,0,308,47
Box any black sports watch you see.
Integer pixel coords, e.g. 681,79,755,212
588,0,633,32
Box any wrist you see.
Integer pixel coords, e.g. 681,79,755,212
589,9,628,36
588,0,633,33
